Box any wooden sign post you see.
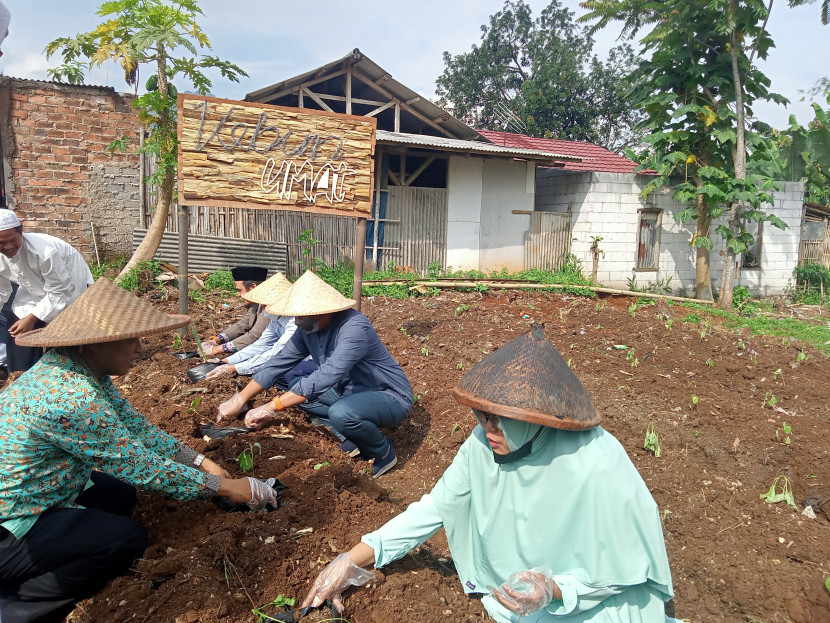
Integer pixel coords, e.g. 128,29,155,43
176,94,376,312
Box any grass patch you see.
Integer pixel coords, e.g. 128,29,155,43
681,302,830,355
88,256,128,280
205,269,235,292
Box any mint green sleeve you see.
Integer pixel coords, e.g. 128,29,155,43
361,494,444,568
546,575,626,615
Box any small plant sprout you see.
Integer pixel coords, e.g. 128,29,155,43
626,349,639,368
706,358,714,368
690,395,699,410
760,475,798,510
456,361,464,370
776,421,792,445
796,350,808,363
252,594,296,623
237,442,262,475
400,326,410,337
186,396,202,414
764,392,778,408
567,358,574,368
664,317,674,330
660,509,672,523
451,423,464,435
694,429,702,438
421,346,429,356
454,303,469,317
313,461,331,470
737,339,746,351
773,368,782,381
628,302,637,318
643,422,662,457
172,333,182,350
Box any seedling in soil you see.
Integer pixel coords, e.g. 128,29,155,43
186,396,202,414
313,461,331,470
451,423,465,435
412,393,422,404
763,392,778,408
773,368,782,381
237,442,262,475
737,339,746,351
660,509,672,523
664,317,673,330
643,422,662,457
694,429,702,438
456,361,463,370
567,358,574,368
796,351,808,363
400,326,410,337
628,303,637,318
706,358,714,368
626,349,639,367
454,303,469,317
172,333,182,350
760,475,797,510
252,594,296,623
690,395,699,410
189,324,208,362
421,347,429,356
776,422,792,445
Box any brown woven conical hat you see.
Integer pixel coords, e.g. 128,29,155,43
242,272,291,305
452,325,601,430
15,278,191,347
264,270,356,316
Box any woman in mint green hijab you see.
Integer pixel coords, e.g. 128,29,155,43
302,327,676,622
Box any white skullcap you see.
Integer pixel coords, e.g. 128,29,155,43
0,2,10,50
0,210,21,231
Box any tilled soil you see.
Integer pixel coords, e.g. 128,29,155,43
52,287,829,623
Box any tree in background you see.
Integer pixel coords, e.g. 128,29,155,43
436,0,644,153
580,0,788,306
45,0,246,282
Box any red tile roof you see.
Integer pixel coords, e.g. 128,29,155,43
476,129,642,174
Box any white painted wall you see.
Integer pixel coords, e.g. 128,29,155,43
446,156,483,271
536,169,804,296
479,159,536,272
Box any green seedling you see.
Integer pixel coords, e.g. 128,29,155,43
776,421,792,445
764,392,778,408
400,326,410,337
189,324,207,362
237,442,262,475
660,509,672,523
643,422,662,457
567,358,573,368
454,303,469,317
252,594,296,623
172,333,182,350
628,303,637,318
825,576,830,594
451,423,464,435
773,368,782,381
690,394,699,410
760,475,797,510
595,300,607,312
626,349,639,368
313,461,331,470
186,396,202,414
694,429,702,437
421,347,429,356
456,362,463,370
706,358,714,368
796,351,808,363
737,339,746,351
412,393,422,404
664,317,673,330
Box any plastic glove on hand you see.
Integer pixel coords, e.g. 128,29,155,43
302,552,373,612
244,402,279,430
491,567,558,616
200,339,218,351
246,476,278,510
217,392,244,422
205,364,234,382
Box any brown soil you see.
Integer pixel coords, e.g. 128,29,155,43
57,288,829,623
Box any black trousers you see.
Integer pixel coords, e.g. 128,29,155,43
0,473,147,623
1,296,45,373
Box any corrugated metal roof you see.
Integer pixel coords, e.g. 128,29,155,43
376,130,582,163
245,48,482,141
477,129,644,174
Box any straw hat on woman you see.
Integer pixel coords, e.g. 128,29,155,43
0,278,278,623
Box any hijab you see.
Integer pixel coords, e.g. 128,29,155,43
430,420,673,604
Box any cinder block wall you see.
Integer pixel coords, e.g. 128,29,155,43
0,77,141,259
536,169,804,296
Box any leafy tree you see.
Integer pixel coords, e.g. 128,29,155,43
580,0,788,306
45,0,246,282
435,0,643,153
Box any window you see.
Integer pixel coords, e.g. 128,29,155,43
635,210,661,270
742,220,763,269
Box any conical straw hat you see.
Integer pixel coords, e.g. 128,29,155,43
242,272,292,305
452,325,601,430
264,270,356,317
15,278,191,347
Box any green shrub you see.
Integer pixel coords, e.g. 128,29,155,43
793,262,830,302
88,256,128,280
317,262,355,297
732,285,752,309
119,260,161,293
205,269,235,292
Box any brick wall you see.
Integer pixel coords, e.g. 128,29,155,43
0,77,141,259
536,168,805,296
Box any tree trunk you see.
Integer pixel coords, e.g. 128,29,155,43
718,20,747,309
116,173,174,281
695,200,714,301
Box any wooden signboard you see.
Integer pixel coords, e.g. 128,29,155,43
177,94,376,216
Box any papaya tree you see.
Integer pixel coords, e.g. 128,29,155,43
580,0,788,306
45,0,247,282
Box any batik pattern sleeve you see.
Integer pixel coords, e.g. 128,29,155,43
30,250,81,322
97,376,182,460
361,494,444,568
33,385,212,501
291,322,369,402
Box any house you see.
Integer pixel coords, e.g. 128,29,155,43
479,129,804,296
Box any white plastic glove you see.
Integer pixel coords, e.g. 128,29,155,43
302,553,374,611
201,339,218,351
205,364,235,382
244,402,279,430
217,392,244,421
490,567,558,616
246,477,278,510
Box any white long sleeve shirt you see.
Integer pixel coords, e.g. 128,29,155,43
0,233,93,323
225,315,298,376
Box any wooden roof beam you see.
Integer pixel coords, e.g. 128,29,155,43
301,86,334,113
256,68,348,102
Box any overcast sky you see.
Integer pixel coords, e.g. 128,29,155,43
1,0,827,132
